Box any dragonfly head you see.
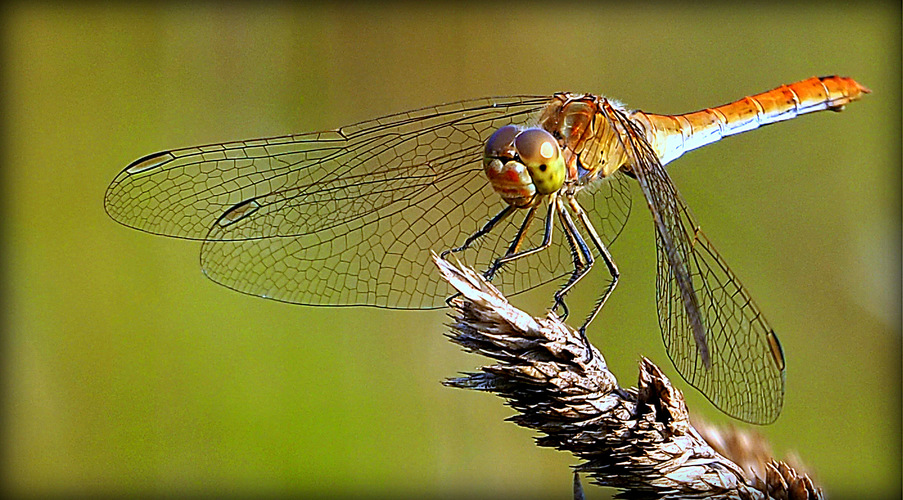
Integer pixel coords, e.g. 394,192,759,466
483,125,566,207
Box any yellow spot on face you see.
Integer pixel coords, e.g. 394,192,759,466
540,141,555,160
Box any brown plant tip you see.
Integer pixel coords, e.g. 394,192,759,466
433,254,824,500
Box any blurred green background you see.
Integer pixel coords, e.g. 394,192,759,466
4,2,899,498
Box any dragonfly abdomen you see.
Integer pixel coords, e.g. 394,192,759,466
633,75,870,166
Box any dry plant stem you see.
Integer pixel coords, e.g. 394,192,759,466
434,255,823,500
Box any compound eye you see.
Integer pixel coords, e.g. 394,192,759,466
514,128,560,168
484,125,519,158
513,128,565,195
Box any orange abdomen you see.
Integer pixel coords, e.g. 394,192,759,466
632,76,870,166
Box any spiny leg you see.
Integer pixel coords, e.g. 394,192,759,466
481,205,538,281
441,205,515,259
483,201,555,281
442,205,516,307
441,199,553,308
552,196,594,322
567,197,620,360
483,196,591,323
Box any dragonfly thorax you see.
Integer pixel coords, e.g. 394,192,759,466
540,94,634,183
483,125,566,208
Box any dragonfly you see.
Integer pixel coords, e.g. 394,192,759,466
105,75,868,425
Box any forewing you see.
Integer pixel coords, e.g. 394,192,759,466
106,96,633,309
106,96,542,239
610,105,785,424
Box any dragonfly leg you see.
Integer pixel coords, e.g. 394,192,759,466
551,197,594,324
483,203,545,281
567,197,620,334
442,204,530,308
441,205,515,259
579,254,618,337
554,196,624,362
441,205,517,308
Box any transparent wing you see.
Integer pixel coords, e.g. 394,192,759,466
607,104,785,424
105,96,632,309
105,96,545,239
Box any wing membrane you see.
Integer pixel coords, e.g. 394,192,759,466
609,105,785,424
105,96,546,239
105,96,632,309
